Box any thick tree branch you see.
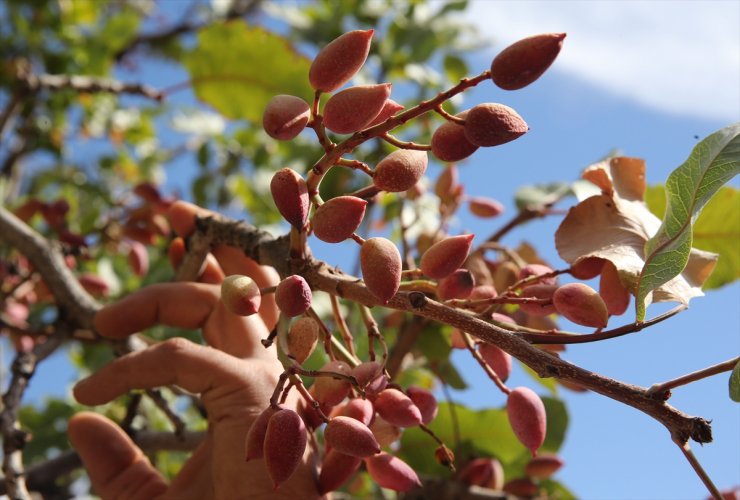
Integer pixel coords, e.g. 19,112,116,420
185,214,714,447
0,206,99,328
1,324,71,500
19,74,164,101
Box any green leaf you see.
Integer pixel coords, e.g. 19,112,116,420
541,396,569,452
400,402,526,475
432,359,467,389
185,22,312,122
514,182,571,210
636,124,740,320
646,185,740,290
442,54,468,83
521,364,558,395
730,361,740,402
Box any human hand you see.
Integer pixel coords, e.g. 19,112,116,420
68,201,321,500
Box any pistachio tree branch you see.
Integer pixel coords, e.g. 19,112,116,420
18,73,164,101
0,206,102,498
185,214,714,448
0,206,100,328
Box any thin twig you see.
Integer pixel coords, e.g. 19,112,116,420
145,389,187,438
674,440,722,499
461,331,510,395
20,74,164,101
330,294,356,357
381,133,431,151
114,0,262,61
648,357,740,400
518,304,687,345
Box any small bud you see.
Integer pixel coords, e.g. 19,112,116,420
507,387,547,456
286,317,319,363
221,275,262,316
469,196,504,218
323,84,392,134
373,150,428,193
270,168,309,229
360,237,401,303
264,408,308,489
312,196,367,243
420,234,475,280
365,453,422,492
503,477,539,497
309,30,374,92
434,445,455,468
373,388,422,427
479,343,512,382
275,275,312,317
491,33,566,90
464,103,528,147
553,282,609,328
406,386,438,424
431,111,478,162
262,95,310,140
324,416,381,457
437,268,475,300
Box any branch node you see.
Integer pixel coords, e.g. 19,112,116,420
409,292,428,309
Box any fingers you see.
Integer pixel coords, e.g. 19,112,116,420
93,282,273,358
94,282,219,339
68,412,167,499
74,338,247,405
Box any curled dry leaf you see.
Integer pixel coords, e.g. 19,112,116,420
555,157,718,312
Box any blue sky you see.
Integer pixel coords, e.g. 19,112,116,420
7,1,739,498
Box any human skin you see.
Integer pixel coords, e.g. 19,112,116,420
67,201,322,500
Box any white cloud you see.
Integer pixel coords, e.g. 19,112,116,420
463,0,740,122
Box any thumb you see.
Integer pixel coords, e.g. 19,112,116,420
68,412,168,499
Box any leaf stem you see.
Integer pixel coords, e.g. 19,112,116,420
381,133,431,151
519,304,687,345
